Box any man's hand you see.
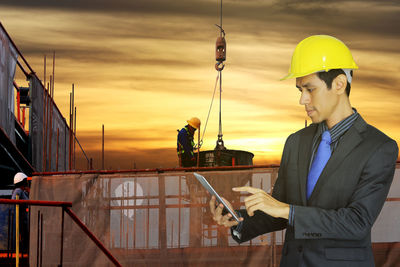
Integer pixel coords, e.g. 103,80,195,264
209,195,242,228
233,186,289,219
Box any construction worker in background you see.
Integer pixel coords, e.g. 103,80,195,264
12,172,30,251
177,117,201,167
210,35,398,266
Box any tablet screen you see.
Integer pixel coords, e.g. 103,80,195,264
193,172,240,222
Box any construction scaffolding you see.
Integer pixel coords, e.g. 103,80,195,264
0,22,89,188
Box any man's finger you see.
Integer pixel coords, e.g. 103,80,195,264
219,213,239,227
233,186,264,194
214,203,224,220
209,195,217,214
220,197,234,210
223,219,239,228
244,191,268,202
247,202,265,217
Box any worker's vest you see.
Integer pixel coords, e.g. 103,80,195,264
177,126,195,157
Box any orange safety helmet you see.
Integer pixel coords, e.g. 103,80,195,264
187,117,201,129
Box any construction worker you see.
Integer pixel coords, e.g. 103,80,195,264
210,35,398,266
177,117,201,167
12,172,30,251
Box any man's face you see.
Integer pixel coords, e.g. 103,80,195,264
296,73,339,125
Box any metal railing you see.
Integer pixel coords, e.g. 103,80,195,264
0,199,122,267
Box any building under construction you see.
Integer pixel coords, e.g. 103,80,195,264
1,17,400,267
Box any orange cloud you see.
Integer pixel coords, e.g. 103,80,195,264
1,1,400,170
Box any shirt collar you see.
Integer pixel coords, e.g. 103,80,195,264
317,108,359,143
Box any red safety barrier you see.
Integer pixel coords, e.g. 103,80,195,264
0,199,122,267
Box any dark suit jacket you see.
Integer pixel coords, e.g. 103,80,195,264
233,115,398,267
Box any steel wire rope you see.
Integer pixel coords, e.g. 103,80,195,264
197,72,220,148
197,0,224,149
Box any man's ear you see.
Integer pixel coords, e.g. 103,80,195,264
333,74,347,95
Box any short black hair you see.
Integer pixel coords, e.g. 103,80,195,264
317,69,352,96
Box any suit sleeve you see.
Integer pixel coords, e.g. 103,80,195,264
231,134,294,243
293,139,398,240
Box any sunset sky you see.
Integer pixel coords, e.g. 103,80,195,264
1,0,399,169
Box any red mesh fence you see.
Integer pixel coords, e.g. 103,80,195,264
29,166,400,266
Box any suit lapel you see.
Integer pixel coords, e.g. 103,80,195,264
308,116,367,203
298,124,317,206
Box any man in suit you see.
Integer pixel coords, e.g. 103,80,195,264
209,35,398,266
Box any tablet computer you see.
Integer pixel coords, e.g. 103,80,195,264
193,172,240,222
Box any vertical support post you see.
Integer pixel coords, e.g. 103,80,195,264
56,128,59,171
36,210,40,267
133,177,137,248
69,84,74,170
71,85,74,169
64,124,67,171
47,78,52,170
74,107,76,170
52,51,55,99
44,55,46,91
59,207,65,267
15,195,19,267
178,176,181,248
40,213,43,267
102,124,104,170
49,83,53,171
158,175,167,262
17,90,20,122
197,126,200,167
7,209,11,261
42,82,46,172
132,176,138,248
43,84,49,171
22,107,26,129
69,93,71,170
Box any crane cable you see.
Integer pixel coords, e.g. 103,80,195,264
196,72,219,149
196,0,223,149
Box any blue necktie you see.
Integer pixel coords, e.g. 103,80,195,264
307,130,331,200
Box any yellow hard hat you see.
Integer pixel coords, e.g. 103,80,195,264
187,117,201,129
281,35,358,80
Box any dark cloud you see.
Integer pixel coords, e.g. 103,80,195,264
2,0,400,40
0,0,219,22
4,0,399,90
18,40,202,67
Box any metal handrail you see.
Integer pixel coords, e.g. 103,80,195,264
33,161,400,177
33,164,281,176
0,199,122,267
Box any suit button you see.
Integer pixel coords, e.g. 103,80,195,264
298,246,303,252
